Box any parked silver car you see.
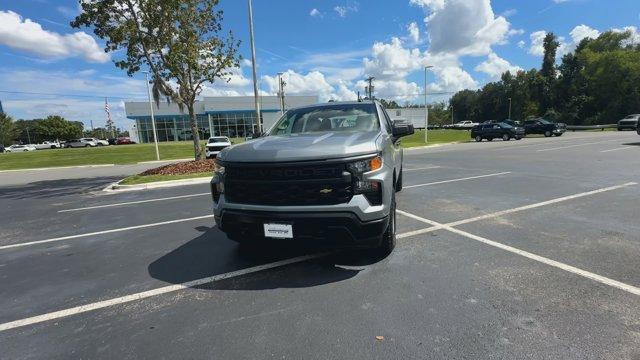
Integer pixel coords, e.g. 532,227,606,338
65,139,97,148
210,101,414,255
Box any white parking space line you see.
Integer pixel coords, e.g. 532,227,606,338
536,139,622,152
404,172,511,189
397,210,640,297
0,215,215,251
0,254,324,332
446,182,637,227
58,193,210,213
403,166,441,172
600,146,634,153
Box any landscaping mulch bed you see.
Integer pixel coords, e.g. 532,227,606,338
139,160,215,176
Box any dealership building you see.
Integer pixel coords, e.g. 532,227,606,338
124,96,317,143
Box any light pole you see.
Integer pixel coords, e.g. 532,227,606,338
424,65,433,143
248,0,262,134
508,97,512,119
143,71,160,161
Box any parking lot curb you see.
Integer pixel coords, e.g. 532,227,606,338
404,142,463,151
104,176,212,192
137,158,193,164
0,164,115,173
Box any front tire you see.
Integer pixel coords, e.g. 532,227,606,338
544,131,552,137
475,135,482,142
502,134,510,141
377,191,396,256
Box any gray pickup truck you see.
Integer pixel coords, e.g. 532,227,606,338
210,101,414,255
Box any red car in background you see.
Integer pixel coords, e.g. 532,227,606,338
116,137,136,145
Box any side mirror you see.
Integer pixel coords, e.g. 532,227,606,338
392,121,414,138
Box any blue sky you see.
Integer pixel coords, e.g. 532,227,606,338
1,0,639,129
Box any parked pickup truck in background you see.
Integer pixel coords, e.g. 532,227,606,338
205,136,232,159
523,118,566,137
617,114,639,131
453,120,479,129
34,141,62,150
210,101,414,256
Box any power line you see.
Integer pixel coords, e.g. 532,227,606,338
0,90,143,100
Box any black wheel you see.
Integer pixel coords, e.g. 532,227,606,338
97,143,103,146
395,169,403,192
502,133,510,141
50,146,55,149
85,144,89,147
487,137,493,142
377,191,396,256
515,135,522,140
554,133,563,137
475,135,482,142
544,131,552,137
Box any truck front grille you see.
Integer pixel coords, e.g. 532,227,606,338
224,163,353,206
207,145,228,152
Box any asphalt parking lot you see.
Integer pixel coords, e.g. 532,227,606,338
1,131,639,359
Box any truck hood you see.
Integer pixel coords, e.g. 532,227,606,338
219,131,380,163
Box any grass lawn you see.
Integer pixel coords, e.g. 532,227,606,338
0,139,244,171
0,131,468,171
400,129,471,148
119,172,212,185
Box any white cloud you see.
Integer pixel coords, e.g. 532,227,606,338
407,22,420,43
333,2,359,18
363,37,426,80
309,8,322,18
424,0,515,57
475,53,523,80
528,30,547,56
501,9,517,17
612,26,640,46
0,10,109,63
409,0,445,11
570,24,600,44
262,70,356,102
517,40,526,49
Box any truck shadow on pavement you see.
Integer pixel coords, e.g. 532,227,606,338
148,226,386,291
0,177,120,199
621,142,640,146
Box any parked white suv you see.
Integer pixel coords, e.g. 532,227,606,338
205,136,232,159
65,139,97,148
81,137,109,146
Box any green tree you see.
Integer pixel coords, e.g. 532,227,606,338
0,113,20,145
36,115,84,141
72,0,240,160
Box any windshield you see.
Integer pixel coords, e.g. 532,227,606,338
499,122,513,128
269,103,379,136
539,119,553,124
208,137,229,143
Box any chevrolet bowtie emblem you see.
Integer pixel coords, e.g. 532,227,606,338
319,188,333,194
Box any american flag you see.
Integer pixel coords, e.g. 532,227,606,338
104,98,111,119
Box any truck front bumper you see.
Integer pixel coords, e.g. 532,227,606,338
216,209,388,248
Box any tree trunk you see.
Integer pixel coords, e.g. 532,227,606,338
188,105,203,160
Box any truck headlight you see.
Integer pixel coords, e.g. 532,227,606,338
211,160,225,203
346,155,383,174
347,155,383,205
